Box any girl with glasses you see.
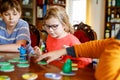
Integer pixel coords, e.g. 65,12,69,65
34,6,92,67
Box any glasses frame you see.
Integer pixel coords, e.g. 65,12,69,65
44,24,59,30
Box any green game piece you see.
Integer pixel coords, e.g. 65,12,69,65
1,64,14,68
17,63,30,68
0,75,10,80
62,59,72,73
18,60,28,63
0,68,14,72
0,62,10,66
13,57,20,60
8,59,18,63
37,61,47,65
0,65,14,72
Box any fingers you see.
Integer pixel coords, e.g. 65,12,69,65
36,53,48,61
36,53,54,63
46,58,56,63
34,46,42,56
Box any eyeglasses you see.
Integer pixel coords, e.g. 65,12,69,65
44,24,59,30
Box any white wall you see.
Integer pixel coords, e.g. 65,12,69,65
66,0,73,24
88,0,105,39
66,0,105,39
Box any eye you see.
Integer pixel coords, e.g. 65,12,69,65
3,13,9,16
52,25,58,28
13,12,17,15
46,25,51,28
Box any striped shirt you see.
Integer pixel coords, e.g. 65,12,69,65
0,19,34,53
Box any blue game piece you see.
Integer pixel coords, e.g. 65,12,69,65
45,73,61,80
18,44,26,56
18,44,27,61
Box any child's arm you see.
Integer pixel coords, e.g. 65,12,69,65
0,40,27,52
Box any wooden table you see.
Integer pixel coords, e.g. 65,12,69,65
0,53,96,80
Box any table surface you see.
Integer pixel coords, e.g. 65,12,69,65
0,53,96,80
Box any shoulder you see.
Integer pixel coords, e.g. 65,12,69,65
66,34,80,43
18,19,28,23
16,19,29,28
0,20,5,26
67,34,79,39
0,20,6,30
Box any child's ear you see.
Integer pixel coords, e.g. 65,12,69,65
0,13,3,19
19,12,22,17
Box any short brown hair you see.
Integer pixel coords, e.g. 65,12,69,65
0,0,21,14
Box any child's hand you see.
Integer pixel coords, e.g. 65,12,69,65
36,49,67,63
63,45,69,48
34,46,42,56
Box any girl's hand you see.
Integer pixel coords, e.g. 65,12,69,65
36,48,67,63
34,46,42,56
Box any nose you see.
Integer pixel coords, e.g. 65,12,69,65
9,14,13,20
48,27,54,31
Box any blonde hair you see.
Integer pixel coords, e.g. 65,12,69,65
43,6,74,34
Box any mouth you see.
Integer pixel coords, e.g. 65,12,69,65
9,20,14,22
9,21,15,24
49,32,54,35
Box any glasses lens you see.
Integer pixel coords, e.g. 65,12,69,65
45,24,58,30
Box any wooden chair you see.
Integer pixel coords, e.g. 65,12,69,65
72,22,98,68
40,30,48,42
29,24,40,47
73,22,97,43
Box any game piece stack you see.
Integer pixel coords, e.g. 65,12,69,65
18,44,27,61
0,54,37,80
72,63,78,71
0,62,15,72
17,63,29,68
17,45,30,68
16,58,29,68
60,59,76,76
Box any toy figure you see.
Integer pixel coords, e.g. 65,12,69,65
62,59,72,73
18,45,27,60
18,44,26,56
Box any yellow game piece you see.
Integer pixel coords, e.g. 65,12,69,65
72,63,78,67
72,67,78,71
22,73,38,80
0,75,10,80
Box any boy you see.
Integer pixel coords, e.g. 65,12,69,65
0,0,33,53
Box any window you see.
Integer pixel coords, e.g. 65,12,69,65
66,0,87,25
